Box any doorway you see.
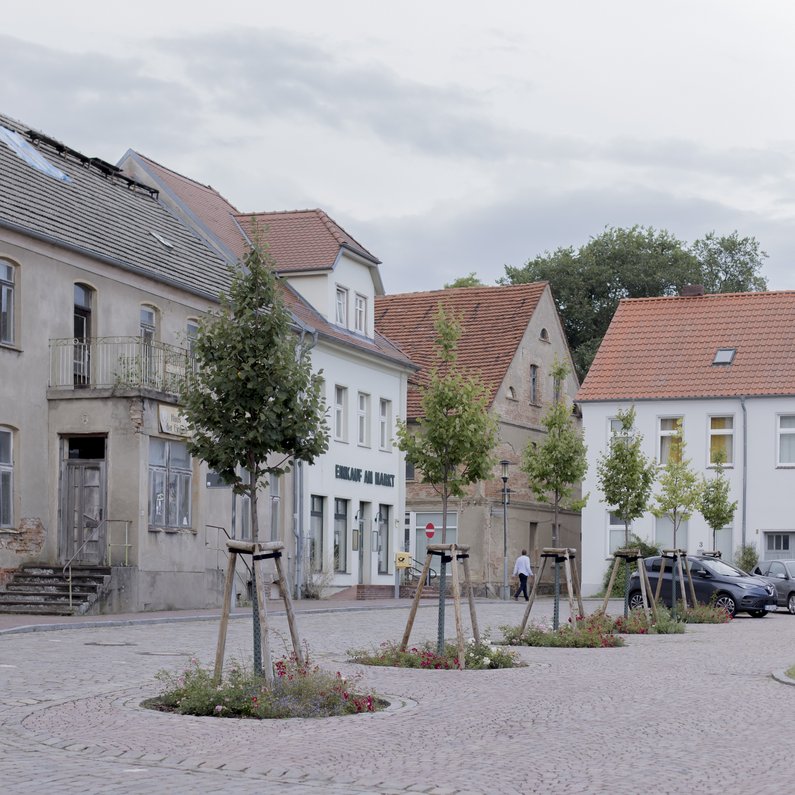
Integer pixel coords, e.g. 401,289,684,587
60,436,107,565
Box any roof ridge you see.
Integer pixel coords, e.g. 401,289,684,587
621,290,795,304
379,282,548,299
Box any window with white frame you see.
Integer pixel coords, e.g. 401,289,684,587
335,287,348,326
708,416,734,465
655,515,688,551
334,386,348,441
766,532,793,559
0,428,12,527
0,261,15,345
377,504,391,574
310,495,324,572
269,473,280,542
608,511,628,553
186,319,199,356
778,415,795,466
379,398,392,450
354,293,367,333
659,417,683,464
148,438,192,528
357,392,370,446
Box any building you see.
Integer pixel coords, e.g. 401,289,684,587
577,290,795,595
118,152,416,597
374,283,581,593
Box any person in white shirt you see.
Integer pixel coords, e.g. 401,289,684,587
513,550,533,601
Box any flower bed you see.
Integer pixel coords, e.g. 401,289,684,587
146,653,384,719
349,636,521,669
502,612,625,648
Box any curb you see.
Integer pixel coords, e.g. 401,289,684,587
771,670,795,687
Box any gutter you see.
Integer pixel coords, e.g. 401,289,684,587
741,395,748,546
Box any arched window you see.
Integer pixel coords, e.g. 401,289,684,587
1,260,16,345
507,386,517,401
539,328,550,342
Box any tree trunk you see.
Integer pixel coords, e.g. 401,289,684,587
248,459,263,675
437,487,449,653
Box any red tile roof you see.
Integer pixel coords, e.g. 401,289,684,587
577,291,795,401
375,283,548,417
129,153,248,259
236,209,379,272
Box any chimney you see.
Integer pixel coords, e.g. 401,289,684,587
682,284,705,297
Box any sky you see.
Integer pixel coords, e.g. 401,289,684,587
2,1,795,294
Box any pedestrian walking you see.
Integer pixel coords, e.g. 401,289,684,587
513,549,533,601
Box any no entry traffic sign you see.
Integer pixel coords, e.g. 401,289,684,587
425,522,435,539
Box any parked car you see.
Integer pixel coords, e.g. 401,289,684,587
752,560,795,614
628,555,777,618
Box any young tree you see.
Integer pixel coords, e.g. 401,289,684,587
596,406,656,614
521,359,588,628
396,304,498,651
182,244,329,672
651,425,702,613
700,450,737,553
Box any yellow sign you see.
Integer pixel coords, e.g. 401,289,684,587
395,551,412,569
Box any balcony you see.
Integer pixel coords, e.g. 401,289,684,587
49,336,194,397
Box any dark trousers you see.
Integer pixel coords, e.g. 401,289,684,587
514,573,529,600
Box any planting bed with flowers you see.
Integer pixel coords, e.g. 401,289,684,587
145,653,384,719
349,636,521,670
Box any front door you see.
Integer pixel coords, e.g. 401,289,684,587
60,437,107,565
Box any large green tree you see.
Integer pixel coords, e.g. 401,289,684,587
396,304,499,650
596,406,656,614
183,244,329,672
521,359,588,628
503,226,768,377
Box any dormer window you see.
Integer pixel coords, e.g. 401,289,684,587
713,348,736,365
335,287,348,326
354,293,367,334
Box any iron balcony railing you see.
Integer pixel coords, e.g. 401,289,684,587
49,336,194,395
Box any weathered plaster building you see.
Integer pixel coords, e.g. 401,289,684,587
375,284,582,593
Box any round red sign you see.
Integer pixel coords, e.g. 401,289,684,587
425,522,435,539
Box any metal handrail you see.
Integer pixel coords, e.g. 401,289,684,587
62,518,132,609
404,557,438,586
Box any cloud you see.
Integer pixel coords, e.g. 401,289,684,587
0,35,203,159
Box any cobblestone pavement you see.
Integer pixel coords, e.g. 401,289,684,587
1,598,794,794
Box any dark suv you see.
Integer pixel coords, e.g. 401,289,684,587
628,555,777,618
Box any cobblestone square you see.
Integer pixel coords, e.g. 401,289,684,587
1,599,793,794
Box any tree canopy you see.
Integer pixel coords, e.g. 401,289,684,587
444,272,484,288
503,226,768,377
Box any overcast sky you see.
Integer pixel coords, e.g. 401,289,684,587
3,1,795,294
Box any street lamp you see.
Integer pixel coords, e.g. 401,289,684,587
500,459,510,600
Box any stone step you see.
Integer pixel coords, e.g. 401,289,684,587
11,576,104,589
0,589,96,601
0,603,76,615
22,566,111,578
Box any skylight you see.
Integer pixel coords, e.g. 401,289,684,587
0,126,71,183
713,348,736,365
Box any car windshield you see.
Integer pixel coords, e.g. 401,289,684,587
702,559,747,578
787,562,795,577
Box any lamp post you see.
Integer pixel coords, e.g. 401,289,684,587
500,459,510,600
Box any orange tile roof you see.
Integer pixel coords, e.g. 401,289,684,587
236,209,379,272
577,291,795,402
375,283,548,417
130,153,248,259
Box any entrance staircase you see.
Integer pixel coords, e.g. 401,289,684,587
0,565,112,615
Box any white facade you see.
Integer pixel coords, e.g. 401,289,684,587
580,397,795,595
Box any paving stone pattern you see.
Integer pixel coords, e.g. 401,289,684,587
0,599,793,794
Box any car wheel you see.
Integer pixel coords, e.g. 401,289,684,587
748,610,767,618
788,593,795,615
628,591,645,610
714,593,737,617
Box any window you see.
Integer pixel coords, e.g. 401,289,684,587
608,512,628,554
540,328,550,342
186,320,199,356
377,504,390,574
140,306,157,342
73,283,93,386
379,399,392,450
334,498,348,572
659,417,683,464
357,392,370,446
310,495,324,572
334,386,348,441
239,467,251,541
270,473,280,542
778,416,795,466
708,416,734,465
712,348,736,365
140,305,159,386
148,438,192,529
413,511,457,566
1,261,15,345
530,365,539,404
335,287,348,326
0,428,12,527
506,386,517,401
767,533,792,554
405,459,415,481
655,515,688,551
354,293,366,333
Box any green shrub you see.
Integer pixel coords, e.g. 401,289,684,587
734,543,759,574
600,535,660,598
149,654,381,718
349,636,520,670
501,613,625,648
612,606,685,634
679,601,733,624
